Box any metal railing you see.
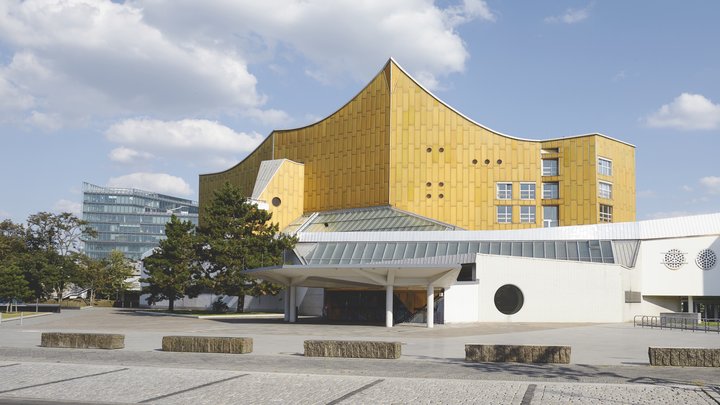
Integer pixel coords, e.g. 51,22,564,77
633,314,720,333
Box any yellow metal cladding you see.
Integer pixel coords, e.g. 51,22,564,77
272,65,391,212
256,160,305,231
199,59,636,230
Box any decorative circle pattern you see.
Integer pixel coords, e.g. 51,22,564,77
695,249,717,270
663,249,685,270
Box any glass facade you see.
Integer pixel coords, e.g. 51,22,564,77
82,182,199,260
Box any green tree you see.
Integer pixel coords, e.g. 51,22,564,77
0,263,32,304
105,250,135,301
142,216,202,311
198,182,296,313
75,254,106,305
24,212,97,302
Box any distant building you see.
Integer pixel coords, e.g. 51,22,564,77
82,182,199,260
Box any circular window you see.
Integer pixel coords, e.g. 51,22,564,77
663,249,685,270
438,194,444,199
271,197,282,207
439,182,444,187
696,249,717,270
484,159,490,165
494,284,524,315
426,147,432,153
472,159,478,165
426,182,432,187
497,159,503,165
439,147,445,152
426,194,432,199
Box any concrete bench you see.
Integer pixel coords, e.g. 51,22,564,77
304,340,401,359
649,347,720,367
465,344,571,364
40,332,124,350
162,336,253,354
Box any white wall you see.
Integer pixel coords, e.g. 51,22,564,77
637,236,720,296
474,255,627,323
443,282,480,323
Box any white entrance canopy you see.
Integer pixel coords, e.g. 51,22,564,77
246,264,461,328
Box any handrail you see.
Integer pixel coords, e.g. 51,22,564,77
633,314,720,333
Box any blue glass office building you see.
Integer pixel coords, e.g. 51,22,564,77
82,182,199,260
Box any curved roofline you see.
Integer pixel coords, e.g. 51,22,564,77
199,135,273,178
388,57,635,148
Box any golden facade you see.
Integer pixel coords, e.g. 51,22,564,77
199,59,635,230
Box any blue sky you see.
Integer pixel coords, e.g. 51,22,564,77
1,0,719,223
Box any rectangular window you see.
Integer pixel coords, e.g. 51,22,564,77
520,183,536,200
542,182,559,199
497,206,512,223
542,159,559,176
543,206,559,227
520,206,536,223
600,204,613,222
598,158,612,176
599,182,612,199
496,183,512,200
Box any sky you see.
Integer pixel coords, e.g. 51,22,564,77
1,0,719,224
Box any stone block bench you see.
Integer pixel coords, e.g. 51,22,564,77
465,344,571,364
40,332,124,350
304,340,401,359
649,347,720,367
162,336,253,354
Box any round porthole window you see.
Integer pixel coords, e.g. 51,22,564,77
439,147,445,152
484,159,490,165
426,147,432,153
271,197,282,207
426,182,432,187
496,159,503,165
663,249,685,270
696,249,717,270
494,284,524,315
472,159,478,165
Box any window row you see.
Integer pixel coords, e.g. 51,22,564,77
541,157,613,177
497,182,559,200
497,205,559,227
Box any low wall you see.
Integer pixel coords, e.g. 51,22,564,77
40,332,124,349
162,336,253,354
304,340,401,359
649,347,720,367
465,344,571,364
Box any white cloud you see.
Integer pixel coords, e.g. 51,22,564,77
0,0,267,122
105,119,264,164
26,111,63,131
545,5,591,24
133,0,493,90
108,147,155,164
645,211,696,220
645,93,720,130
53,199,82,216
700,176,720,194
107,173,193,196
241,108,293,127
681,185,694,192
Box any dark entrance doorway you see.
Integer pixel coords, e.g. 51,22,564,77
323,289,444,325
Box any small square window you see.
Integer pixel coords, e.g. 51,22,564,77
543,206,559,227
542,159,559,176
520,206,536,223
542,182,559,199
520,183,536,200
497,206,512,223
600,204,613,222
598,158,612,176
599,182,612,199
496,183,512,200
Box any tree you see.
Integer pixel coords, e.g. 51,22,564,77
142,216,202,311
75,254,106,305
198,182,296,312
0,263,32,305
24,212,97,302
105,250,135,301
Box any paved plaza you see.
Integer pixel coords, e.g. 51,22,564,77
0,308,718,404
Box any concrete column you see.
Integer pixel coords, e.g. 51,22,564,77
289,286,297,323
385,285,394,328
688,296,694,313
283,288,290,322
426,285,434,329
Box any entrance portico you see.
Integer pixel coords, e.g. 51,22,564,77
247,264,460,328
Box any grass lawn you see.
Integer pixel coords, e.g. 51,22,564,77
0,312,32,320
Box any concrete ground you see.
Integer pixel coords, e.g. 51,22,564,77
0,308,718,404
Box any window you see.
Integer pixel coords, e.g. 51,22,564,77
543,206,559,227
520,206,536,223
494,284,524,315
497,206,512,223
542,159,558,176
599,182,612,199
496,183,512,200
598,158,612,176
520,183,536,200
542,182,559,199
600,204,613,222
